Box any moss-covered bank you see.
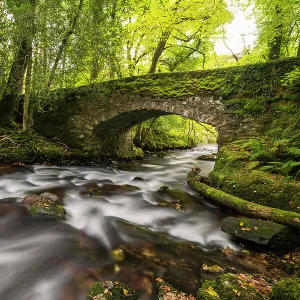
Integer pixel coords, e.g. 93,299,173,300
208,66,300,211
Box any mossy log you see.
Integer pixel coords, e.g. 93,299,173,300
188,169,300,230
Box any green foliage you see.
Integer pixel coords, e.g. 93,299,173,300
133,115,217,151
270,278,300,300
242,0,300,60
281,67,300,99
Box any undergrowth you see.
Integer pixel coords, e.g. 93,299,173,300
0,128,70,164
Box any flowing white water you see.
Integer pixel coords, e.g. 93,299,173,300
0,144,241,300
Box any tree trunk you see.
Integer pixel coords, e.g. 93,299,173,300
142,117,158,143
188,169,300,230
148,0,183,74
23,46,33,132
0,38,28,124
268,5,283,60
297,42,300,57
148,32,170,74
0,0,37,126
134,123,143,146
46,0,84,89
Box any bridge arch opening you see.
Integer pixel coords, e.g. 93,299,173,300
132,114,217,152
93,109,218,156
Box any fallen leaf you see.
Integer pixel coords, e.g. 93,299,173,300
204,286,219,298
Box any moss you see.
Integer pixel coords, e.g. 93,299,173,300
156,278,196,300
141,129,196,151
132,146,144,158
29,202,66,219
270,278,300,300
0,127,91,165
86,281,138,300
197,273,264,299
188,169,300,230
210,137,300,212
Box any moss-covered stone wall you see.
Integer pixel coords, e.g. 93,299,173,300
34,58,300,158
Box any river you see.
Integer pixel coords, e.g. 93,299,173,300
0,144,249,300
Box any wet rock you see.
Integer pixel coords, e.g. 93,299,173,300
86,281,138,300
157,186,169,192
132,176,145,182
221,217,298,252
82,184,140,197
22,194,42,204
29,201,66,219
82,187,103,197
270,277,300,300
40,192,61,203
197,154,216,161
157,188,198,210
156,278,197,300
23,192,62,205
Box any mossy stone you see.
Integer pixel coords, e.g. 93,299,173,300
158,186,169,192
86,281,138,300
197,273,264,300
29,202,66,219
221,217,299,252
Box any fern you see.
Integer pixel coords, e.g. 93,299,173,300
288,147,300,156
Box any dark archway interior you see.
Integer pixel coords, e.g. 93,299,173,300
94,109,171,138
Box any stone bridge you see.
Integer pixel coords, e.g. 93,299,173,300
35,58,300,157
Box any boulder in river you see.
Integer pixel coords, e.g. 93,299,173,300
23,192,62,205
39,192,61,203
23,192,65,219
86,281,138,300
29,201,66,219
132,176,145,182
221,217,299,252
82,184,140,197
196,154,217,161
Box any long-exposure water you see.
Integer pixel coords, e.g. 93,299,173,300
0,145,249,299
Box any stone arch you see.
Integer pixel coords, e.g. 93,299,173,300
90,94,231,156
35,58,300,157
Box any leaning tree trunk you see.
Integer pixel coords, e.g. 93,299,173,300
148,30,171,74
46,0,84,89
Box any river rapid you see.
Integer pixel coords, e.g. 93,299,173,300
0,144,248,300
